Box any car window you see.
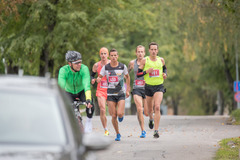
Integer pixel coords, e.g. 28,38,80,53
0,91,67,145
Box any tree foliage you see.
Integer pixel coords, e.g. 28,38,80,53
0,0,239,115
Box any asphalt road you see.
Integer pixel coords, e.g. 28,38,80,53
86,115,240,160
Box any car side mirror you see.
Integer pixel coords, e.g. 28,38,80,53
82,133,112,151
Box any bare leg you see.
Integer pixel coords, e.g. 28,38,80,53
146,96,154,120
143,98,149,117
98,96,107,129
133,95,144,131
153,92,163,130
107,101,119,134
116,100,125,118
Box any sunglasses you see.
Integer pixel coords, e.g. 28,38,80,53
72,60,82,64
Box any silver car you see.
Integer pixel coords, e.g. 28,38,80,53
0,75,111,160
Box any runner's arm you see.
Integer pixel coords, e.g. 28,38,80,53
97,66,106,83
161,57,167,76
163,65,167,75
137,58,147,77
91,71,96,79
91,63,98,80
127,60,134,73
97,65,106,83
96,74,103,83
125,74,131,92
137,68,147,77
124,65,131,98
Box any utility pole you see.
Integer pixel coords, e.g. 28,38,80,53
236,33,240,109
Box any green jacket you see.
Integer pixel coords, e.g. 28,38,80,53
58,64,91,96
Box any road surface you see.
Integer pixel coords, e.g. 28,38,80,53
86,115,240,160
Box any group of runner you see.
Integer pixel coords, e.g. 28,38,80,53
58,42,167,141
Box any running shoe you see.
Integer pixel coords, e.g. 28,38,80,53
153,130,159,138
118,116,124,122
115,133,121,141
140,130,146,138
149,119,154,129
104,130,109,136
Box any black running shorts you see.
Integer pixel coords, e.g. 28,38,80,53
107,94,125,103
145,84,166,97
66,90,95,118
132,89,146,99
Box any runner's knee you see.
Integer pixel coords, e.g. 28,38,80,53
117,113,124,118
137,107,143,113
100,106,106,114
112,114,117,119
144,112,149,116
154,105,161,112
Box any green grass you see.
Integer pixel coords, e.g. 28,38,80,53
215,137,240,160
231,109,240,125
215,109,240,159
79,104,88,116
214,137,240,160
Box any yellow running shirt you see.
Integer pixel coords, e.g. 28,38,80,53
143,56,164,85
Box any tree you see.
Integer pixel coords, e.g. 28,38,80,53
0,0,145,76
1,0,238,115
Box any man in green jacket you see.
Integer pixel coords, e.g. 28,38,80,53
58,51,94,133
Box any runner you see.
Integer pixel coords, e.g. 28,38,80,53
91,47,110,136
137,42,167,138
128,45,148,138
97,48,131,141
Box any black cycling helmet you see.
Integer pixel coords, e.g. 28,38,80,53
65,51,82,62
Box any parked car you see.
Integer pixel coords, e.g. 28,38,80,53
0,74,111,160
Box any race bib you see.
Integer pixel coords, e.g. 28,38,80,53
100,80,108,88
108,76,118,82
149,70,160,77
135,80,145,86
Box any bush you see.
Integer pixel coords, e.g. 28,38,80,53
231,109,240,125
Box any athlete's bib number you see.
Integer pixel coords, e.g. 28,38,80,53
108,76,118,82
100,80,108,88
135,80,145,86
149,70,159,77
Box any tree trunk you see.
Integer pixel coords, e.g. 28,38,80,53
7,61,18,74
172,96,180,115
216,90,224,115
221,51,236,110
39,0,58,77
39,45,48,76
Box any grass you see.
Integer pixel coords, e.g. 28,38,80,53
215,109,240,160
215,137,240,160
79,104,88,116
231,109,240,125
